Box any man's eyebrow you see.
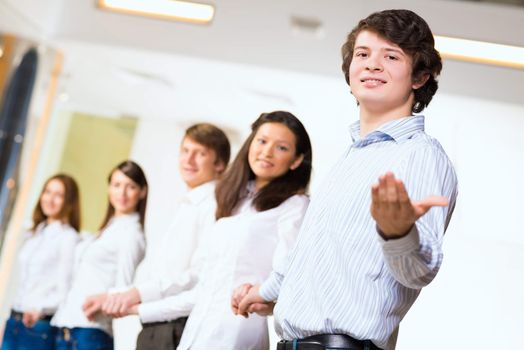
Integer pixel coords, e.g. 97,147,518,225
384,47,405,55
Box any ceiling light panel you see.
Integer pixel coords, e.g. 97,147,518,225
98,0,215,24
435,35,524,69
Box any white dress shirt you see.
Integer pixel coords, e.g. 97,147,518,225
136,181,217,323
177,190,310,350
260,116,458,350
51,213,145,335
12,221,79,315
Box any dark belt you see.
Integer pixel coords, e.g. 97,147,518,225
10,310,53,322
141,316,188,328
277,334,381,350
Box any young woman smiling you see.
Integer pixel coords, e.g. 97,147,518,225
1,174,81,350
51,160,148,350
176,111,313,350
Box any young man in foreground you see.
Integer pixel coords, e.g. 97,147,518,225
234,9,458,350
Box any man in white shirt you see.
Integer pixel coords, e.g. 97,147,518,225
84,123,230,350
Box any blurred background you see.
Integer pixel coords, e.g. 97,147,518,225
0,0,523,349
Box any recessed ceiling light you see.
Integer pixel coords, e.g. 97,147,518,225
290,16,324,39
98,0,215,24
435,35,524,69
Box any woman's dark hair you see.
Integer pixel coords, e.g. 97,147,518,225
215,111,312,219
32,174,81,232
341,9,442,113
99,160,148,231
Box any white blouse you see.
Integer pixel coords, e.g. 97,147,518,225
51,213,145,335
177,192,309,350
12,221,79,315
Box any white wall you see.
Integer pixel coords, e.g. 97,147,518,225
398,94,524,349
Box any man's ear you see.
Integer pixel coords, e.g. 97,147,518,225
413,73,430,90
290,154,304,171
214,161,226,175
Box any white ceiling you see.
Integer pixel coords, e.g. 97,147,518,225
1,0,523,109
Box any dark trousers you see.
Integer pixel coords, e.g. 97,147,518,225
1,313,56,350
55,327,113,350
136,317,187,350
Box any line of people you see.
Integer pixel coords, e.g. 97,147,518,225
1,9,458,350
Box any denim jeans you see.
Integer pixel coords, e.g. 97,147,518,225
1,314,56,350
55,327,113,350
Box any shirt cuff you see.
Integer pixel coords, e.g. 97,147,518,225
138,302,162,324
136,282,162,303
137,300,190,324
379,224,420,256
259,272,282,302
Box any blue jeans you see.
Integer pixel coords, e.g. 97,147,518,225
1,314,56,350
55,327,113,350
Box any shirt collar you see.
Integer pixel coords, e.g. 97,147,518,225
184,181,215,205
350,115,425,147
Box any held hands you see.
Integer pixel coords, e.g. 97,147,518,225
101,288,141,318
82,288,140,320
371,172,449,238
22,310,42,328
231,283,274,318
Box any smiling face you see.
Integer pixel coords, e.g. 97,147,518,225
179,136,224,189
248,122,304,191
349,30,425,118
108,169,145,216
39,179,66,222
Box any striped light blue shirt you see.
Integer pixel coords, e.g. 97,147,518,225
259,116,458,350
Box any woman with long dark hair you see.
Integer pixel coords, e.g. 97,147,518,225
177,111,313,350
51,160,147,350
1,174,80,350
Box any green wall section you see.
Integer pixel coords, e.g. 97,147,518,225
59,112,137,233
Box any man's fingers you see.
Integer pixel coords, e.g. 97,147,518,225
102,295,118,314
370,184,380,210
419,195,449,207
413,196,449,216
377,175,388,205
385,173,399,203
118,303,128,317
248,302,274,316
395,180,410,204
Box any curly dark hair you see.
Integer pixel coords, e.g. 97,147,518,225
341,9,442,113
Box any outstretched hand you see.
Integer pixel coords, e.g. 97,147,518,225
371,172,448,238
